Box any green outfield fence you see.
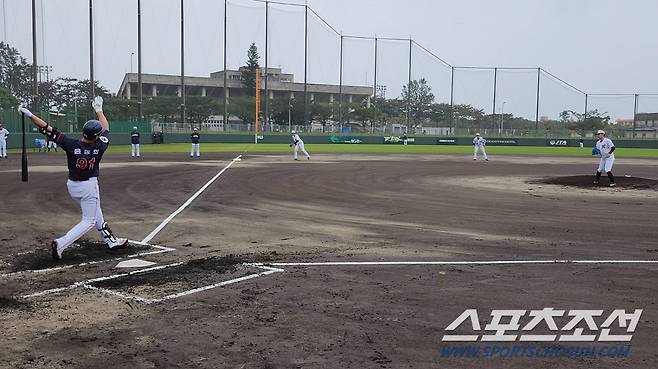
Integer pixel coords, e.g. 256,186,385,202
0,110,148,134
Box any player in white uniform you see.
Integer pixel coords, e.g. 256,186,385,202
0,123,9,158
593,129,616,187
291,130,310,160
472,133,488,161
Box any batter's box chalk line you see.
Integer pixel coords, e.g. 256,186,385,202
21,262,285,304
0,240,176,278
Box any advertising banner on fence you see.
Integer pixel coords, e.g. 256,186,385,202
384,136,415,144
485,139,518,145
329,136,363,144
436,138,457,145
547,139,570,146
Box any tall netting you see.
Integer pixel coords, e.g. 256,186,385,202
40,0,87,82
185,0,223,79
636,95,658,115
94,0,137,95
267,3,304,132
587,94,635,137
538,71,584,137
452,68,495,135
496,69,539,136
375,39,408,134
307,10,340,132
141,0,180,76
341,36,374,133
410,42,452,134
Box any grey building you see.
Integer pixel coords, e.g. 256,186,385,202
117,67,372,104
624,113,658,139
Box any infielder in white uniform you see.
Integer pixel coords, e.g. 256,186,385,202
593,129,616,187
0,123,9,158
472,133,488,161
290,130,310,160
19,97,128,260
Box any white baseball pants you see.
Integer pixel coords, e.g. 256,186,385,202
131,143,140,157
597,156,615,173
56,178,110,252
294,142,310,159
0,140,6,157
190,143,200,157
474,145,487,160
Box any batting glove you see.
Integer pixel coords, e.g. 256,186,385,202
92,96,104,112
18,106,33,118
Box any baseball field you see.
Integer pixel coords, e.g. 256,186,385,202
1,147,658,368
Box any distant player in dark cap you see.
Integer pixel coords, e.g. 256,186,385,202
190,127,200,158
130,126,140,158
19,97,129,260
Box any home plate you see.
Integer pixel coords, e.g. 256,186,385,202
115,259,157,268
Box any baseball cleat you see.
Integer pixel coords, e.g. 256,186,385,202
51,240,62,260
485,158,489,161
108,238,129,249
593,180,599,185
609,183,616,187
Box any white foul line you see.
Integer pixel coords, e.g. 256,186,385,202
263,259,658,267
0,241,175,278
141,155,242,244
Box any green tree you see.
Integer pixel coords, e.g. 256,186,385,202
561,109,610,136
230,96,256,125
400,78,435,128
143,96,182,123
241,43,260,96
186,96,222,124
0,85,18,111
0,42,32,104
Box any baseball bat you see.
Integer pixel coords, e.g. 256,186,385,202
21,112,28,182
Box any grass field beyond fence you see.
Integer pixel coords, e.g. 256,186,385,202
10,144,658,158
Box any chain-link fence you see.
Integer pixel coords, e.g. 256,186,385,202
2,0,657,138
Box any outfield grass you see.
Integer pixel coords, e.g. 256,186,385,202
9,143,658,158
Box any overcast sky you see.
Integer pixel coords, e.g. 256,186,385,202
2,0,657,120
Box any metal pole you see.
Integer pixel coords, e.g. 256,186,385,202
584,93,588,120
492,67,497,118
338,34,343,132
137,0,143,120
535,67,540,132
303,4,308,126
373,36,378,132
264,1,269,132
633,94,638,131
180,0,186,126
89,0,95,100
31,0,38,111
450,66,454,133
406,38,411,131
2,0,7,43
223,0,228,131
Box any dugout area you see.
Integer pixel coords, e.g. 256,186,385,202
1,152,658,368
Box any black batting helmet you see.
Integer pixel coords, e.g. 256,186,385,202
82,120,104,140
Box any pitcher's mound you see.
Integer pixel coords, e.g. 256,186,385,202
532,175,658,190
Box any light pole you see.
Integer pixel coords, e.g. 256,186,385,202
500,101,506,135
288,98,292,132
130,52,135,73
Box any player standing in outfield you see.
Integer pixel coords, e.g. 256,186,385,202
402,132,408,146
593,129,616,187
130,126,140,158
290,130,310,160
0,123,9,158
472,133,488,161
190,127,200,158
46,133,58,152
19,97,128,260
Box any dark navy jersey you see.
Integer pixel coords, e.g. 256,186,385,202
131,131,140,144
191,132,200,144
53,129,110,181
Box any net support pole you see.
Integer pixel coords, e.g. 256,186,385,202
633,94,639,131
137,0,143,120
264,1,269,132
31,0,38,111
492,67,497,119
584,93,588,121
450,66,454,133
180,0,186,126
338,34,343,133
223,0,228,131
89,0,95,101
535,67,541,131
406,37,412,131
373,36,378,133
303,4,308,126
